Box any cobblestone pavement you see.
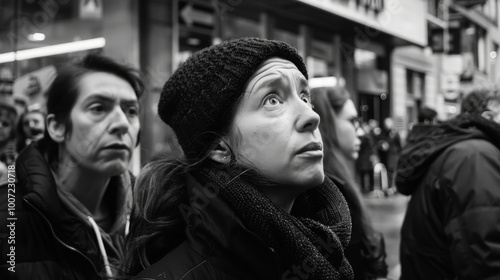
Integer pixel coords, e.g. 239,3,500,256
363,193,409,280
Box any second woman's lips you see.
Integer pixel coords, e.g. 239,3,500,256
103,143,130,151
296,142,323,154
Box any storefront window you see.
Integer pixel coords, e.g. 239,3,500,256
1,0,105,78
223,10,260,39
274,16,299,50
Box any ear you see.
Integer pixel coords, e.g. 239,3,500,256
46,114,66,143
209,140,231,164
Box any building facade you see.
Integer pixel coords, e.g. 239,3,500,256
0,0,442,164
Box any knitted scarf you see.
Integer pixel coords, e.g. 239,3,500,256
194,166,354,280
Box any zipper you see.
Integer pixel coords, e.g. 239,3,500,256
24,198,100,276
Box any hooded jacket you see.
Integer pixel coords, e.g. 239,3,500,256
0,141,132,280
396,114,500,280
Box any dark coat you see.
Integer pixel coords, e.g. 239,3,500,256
0,142,132,280
396,116,500,280
133,175,281,280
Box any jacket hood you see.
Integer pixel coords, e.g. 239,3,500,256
396,114,500,195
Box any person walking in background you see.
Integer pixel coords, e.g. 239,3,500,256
417,106,438,125
0,54,143,279
356,122,378,193
312,86,388,280
122,38,354,280
16,103,46,153
396,90,500,280
376,118,401,188
0,96,18,166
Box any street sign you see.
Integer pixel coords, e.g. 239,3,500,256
178,0,215,29
180,3,214,28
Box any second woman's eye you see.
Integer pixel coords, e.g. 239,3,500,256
89,103,106,114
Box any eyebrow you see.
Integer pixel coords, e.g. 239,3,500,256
252,75,308,94
84,93,139,106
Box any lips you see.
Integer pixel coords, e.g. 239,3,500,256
102,143,130,152
296,142,323,155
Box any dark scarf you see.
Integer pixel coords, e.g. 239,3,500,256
194,166,354,280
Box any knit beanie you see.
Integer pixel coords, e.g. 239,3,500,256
158,37,308,160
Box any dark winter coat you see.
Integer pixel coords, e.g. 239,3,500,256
0,142,132,280
396,115,500,280
356,134,376,172
375,129,401,172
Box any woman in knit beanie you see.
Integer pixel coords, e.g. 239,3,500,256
123,37,354,280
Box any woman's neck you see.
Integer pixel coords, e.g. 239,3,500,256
56,153,110,217
259,186,297,213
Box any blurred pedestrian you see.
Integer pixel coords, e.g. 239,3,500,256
417,106,438,124
376,117,401,188
122,38,353,280
396,90,500,279
16,103,46,152
312,87,388,280
0,53,143,279
356,122,377,193
0,96,18,165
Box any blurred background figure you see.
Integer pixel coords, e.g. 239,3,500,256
16,103,46,152
375,118,401,189
0,96,18,165
417,106,438,124
396,90,500,280
312,86,388,280
356,122,378,194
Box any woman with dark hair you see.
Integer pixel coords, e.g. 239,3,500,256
123,38,353,280
311,86,388,280
0,53,143,280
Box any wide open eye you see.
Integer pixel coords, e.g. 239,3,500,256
300,91,313,108
263,93,283,108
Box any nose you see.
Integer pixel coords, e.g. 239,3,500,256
295,100,320,133
109,105,130,135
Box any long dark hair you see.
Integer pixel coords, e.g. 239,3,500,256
120,88,264,276
311,87,377,244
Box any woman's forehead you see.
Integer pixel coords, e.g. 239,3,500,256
244,58,306,91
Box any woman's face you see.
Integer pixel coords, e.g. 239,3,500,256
334,99,361,160
230,58,324,189
60,72,140,176
0,114,13,143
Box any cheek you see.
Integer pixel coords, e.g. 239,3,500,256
337,123,356,151
236,121,287,164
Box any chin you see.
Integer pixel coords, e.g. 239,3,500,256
296,170,325,189
101,162,128,176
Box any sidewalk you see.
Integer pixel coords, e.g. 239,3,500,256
363,193,409,280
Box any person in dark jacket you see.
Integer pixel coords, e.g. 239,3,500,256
396,90,500,280
376,118,401,188
312,86,388,280
0,54,143,280
356,122,378,193
122,38,354,280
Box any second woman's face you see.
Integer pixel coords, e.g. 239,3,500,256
230,58,324,189
334,99,361,160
